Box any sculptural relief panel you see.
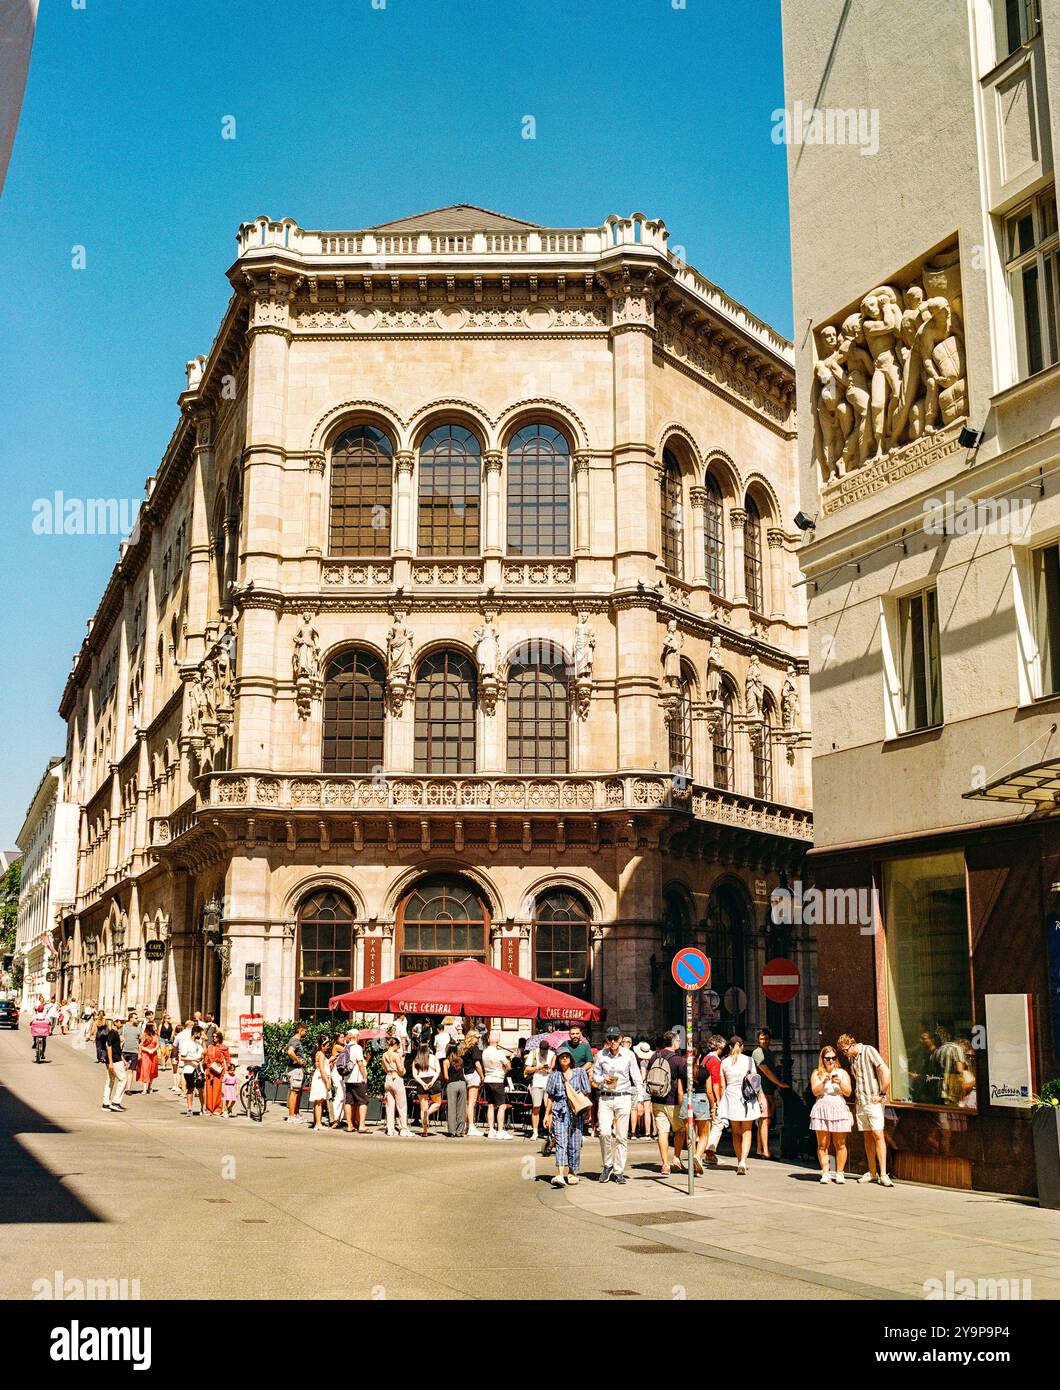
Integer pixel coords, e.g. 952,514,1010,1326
812,244,966,509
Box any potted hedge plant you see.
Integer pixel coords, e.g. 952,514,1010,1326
261,1016,379,1111
1032,1079,1060,1210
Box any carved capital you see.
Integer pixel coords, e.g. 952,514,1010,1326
306,452,326,476
395,450,415,477
689,486,708,511
729,508,747,529
766,528,786,549
573,452,591,477
484,450,503,477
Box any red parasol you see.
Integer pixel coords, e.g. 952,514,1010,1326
328,957,601,1021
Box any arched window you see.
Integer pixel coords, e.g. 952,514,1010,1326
712,681,735,791
708,882,748,1033
414,650,476,773
533,889,591,998
754,694,775,801
225,469,242,599
212,497,227,608
744,495,764,612
322,649,386,773
329,425,393,556
297,889,355,1020
418,425,481,555
398,875,488,974
661,448,684,576
704,473,725,596
667,676,693,785
507,643,569,772
506,424,570,555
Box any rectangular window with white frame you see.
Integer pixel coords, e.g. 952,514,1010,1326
1032,541,1060,697
1004,184,1059,380
994,0,1041,62
892,588,943,733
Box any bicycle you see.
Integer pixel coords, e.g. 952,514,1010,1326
33,1034,47,1064
240,1065,267,1121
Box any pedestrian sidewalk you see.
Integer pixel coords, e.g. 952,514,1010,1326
557,1148,1060,1300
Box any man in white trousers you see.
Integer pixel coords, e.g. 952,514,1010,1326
592,1026,644,1185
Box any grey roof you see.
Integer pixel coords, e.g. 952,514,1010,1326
368,203,542,233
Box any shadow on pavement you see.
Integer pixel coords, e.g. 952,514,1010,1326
0,1079,102,1224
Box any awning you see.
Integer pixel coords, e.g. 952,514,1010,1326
329,956,601,1021
961,756,1060,805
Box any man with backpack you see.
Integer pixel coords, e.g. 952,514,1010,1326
645,1031,687,1176
338,1031,369,1133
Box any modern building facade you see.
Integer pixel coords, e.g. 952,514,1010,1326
15,758,78,1006
58,205,815,1073
782,0,1060,1192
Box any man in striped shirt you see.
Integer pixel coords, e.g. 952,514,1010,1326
838,1033,894,1187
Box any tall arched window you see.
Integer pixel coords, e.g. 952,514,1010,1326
225,469,242,600
418,425,481,555
297,889,355,1020
329,425,394,556
753,693,775,801
212,496,227,608
708,882,748,1034
667,676,693,785
398,875,487,974
712,680,735,791
507,644,569,772
507,424,571,555
414,650,476,773
704,473,725,596
533,889,591,999
322,649,386,773
744,495,764,612
661,448,684,576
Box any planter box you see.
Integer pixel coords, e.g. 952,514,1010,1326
1032,1105,1060,1210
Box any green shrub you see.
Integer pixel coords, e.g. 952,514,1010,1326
263,1017,385,1096
1034,1077,1060,1108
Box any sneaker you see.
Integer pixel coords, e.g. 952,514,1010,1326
550,1175,567,1188
613,1174,629,1185
857,1171,876,1184
879,1174,894,1188
819,1172,832,1183
110,1104,126,1112
835,1173,846,1184
495,1130,513,1141
736,1163,747,1175
598,1166,613,1183
485,1130,498,1140
566,1174,580,1185
467,1125,483,1136
100,1104,112,1111
399,1130,414,1138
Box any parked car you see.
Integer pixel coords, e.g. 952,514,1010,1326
0,999,19,1029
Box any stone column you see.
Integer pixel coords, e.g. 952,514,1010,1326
689,487,707,583
729,508,747,605
184,411,215,665
306,452,326,556
394,451,414,556
233,276,292,768
767,529,787,620
484,451,503,555
574,453,591,554
608,266,662,769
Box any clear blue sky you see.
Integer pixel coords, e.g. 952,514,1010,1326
0,0,791,846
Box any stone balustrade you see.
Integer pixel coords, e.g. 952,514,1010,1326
150,771,812,843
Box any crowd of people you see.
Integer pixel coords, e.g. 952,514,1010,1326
23,996,897,1189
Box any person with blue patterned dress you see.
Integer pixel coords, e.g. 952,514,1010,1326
544,1047,591,1187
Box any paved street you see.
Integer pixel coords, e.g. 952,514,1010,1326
3,1028,1059,1302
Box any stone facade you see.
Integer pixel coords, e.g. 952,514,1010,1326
57,206,813,1073
15,759,78,1007
782,0,1060,1191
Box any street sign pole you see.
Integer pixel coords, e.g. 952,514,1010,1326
686,989,694,1197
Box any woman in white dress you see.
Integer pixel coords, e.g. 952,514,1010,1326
308,1040,333,1130
717,1036,760,1174
809,1045,853,1183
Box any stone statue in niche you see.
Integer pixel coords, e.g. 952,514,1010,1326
812,245,967,490
292,615,321,682
661,620,683,686
745,653,764,722
781,664,800,731
706,634,725,703
386,610,413,714
572,612,595,720
473,612,501,680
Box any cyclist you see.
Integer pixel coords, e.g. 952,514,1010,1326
30,1004,51,1062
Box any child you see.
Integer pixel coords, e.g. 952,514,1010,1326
223,1063,239,1116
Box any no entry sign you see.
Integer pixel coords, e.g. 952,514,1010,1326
762,957,800,1003
671,947,710,992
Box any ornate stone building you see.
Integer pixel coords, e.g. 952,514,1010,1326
15,758,78,1007
59,205,812,1069
783,0,1060,1191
